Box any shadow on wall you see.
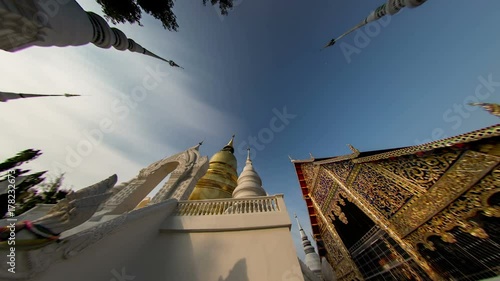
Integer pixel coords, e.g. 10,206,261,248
218,259,248,281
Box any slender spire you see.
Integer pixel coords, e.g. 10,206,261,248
322,0,427,49
193,140,204,150
294,214,322,277
470,103,500,117
246,147,252,164
222,134,236,153
294,213,305,238
0,91,80,102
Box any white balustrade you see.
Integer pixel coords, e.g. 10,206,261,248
174,196,282,216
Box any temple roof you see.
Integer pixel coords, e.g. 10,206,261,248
292,124,500,165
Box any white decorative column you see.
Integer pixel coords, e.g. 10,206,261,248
323,0,428,48
0,0,181,67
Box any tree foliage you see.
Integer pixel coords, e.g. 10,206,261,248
14,174,69,216
0,149,68,217
0,149,41,173
96,0,235,31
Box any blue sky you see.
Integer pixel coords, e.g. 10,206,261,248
1,0,500,260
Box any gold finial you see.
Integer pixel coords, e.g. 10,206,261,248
227,134,235,147
222,135,236,153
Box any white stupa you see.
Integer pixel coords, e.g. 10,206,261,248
232,148,267,198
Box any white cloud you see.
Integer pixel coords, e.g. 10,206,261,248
0,32,238,190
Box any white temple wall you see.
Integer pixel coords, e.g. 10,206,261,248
23,196,302,281
132,227,304,281
31,199,178,281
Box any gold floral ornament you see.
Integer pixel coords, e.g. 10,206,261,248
404,164,500,250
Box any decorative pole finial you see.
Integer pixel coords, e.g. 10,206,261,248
246,146,252,163
322,0,428,49
222,135,236,154
295,214,304,231
199,140,204,146
0,91,81,102
227,134,235,147
0,1,182,67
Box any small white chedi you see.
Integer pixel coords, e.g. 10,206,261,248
0,141,334,281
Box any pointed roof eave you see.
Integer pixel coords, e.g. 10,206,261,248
470,102,500,117
290,158,315,164
313,144,361,165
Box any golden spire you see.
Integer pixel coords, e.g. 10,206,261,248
222,134,235,153
188,135,238,200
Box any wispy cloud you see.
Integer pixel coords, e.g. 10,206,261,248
0,33,238,191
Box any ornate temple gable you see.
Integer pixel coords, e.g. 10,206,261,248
313,168,336,211
371,149,461,190
404,164,500,250
353,125,500,164
293,126,500,281
352,165,416,219
321,168,439,280
390,150,500,237
323,160,355,184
